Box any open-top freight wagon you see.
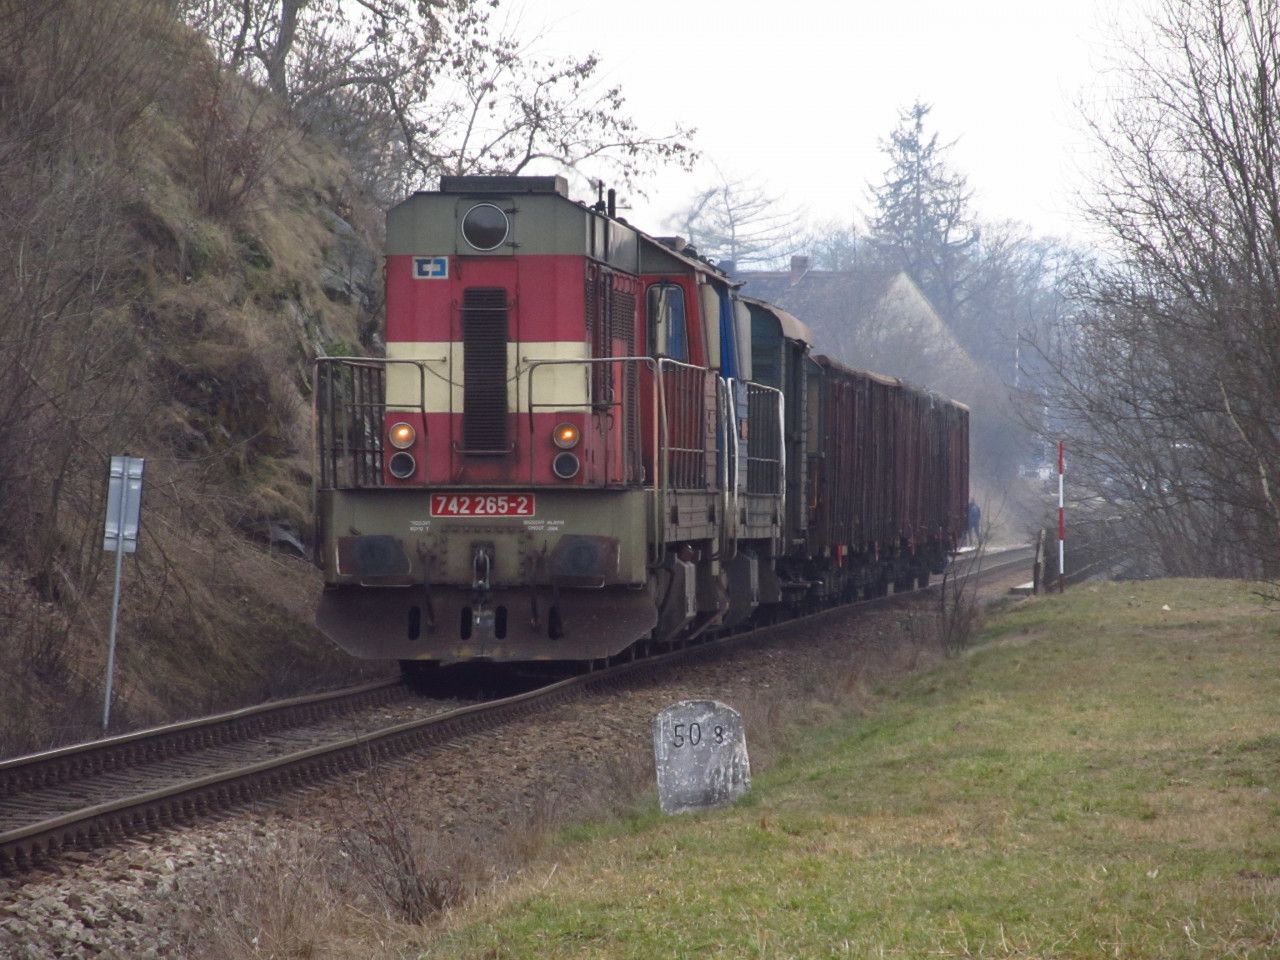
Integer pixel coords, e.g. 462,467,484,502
312,175,968,667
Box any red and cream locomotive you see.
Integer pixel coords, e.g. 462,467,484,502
313,175,968,667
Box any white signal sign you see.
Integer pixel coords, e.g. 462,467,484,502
101,455,145,731
103,456,145,554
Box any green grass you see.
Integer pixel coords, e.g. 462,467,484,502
424,579,1280,959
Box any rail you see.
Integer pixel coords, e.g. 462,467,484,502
0,679,404,798
0,546,1033,875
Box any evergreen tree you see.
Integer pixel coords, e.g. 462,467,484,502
869,101,978,324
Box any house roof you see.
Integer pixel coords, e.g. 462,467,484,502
737,263,906,356
737,263,901,327
736,261,980,404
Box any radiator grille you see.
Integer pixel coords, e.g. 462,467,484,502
586,268,608,406
462,287,508,453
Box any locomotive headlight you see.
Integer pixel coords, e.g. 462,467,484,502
388,451,417,479
552,422,580,449
388,421,416,449
552,451,580,479
461,203,510,251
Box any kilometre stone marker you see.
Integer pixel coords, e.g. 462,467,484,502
653,700,750,815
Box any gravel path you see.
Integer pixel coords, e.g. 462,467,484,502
0,564,1033,959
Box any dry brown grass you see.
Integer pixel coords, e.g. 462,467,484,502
179,833,341,960
692,571,986,782
173,745,657,958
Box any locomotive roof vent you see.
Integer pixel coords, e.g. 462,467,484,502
439,175,569,197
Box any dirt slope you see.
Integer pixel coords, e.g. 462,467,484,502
0,3,388,755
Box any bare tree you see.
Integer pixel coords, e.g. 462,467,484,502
179,0,694,203
1028,0,1280,576
667,175,802,270
803,220,867,271
0,0,175,749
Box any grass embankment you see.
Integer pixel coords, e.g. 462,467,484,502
428,580,1280,958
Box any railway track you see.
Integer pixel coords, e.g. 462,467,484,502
0,545,1034,877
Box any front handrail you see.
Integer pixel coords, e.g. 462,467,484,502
720,377,738,557
313,357,428,491
655,358,718,558
746,381,784,488
524,355,657,481
313,355,785,560
723,379,786,553
526,355,660,557
776,385,787,551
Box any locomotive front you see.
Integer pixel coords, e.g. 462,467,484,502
314,176,657,663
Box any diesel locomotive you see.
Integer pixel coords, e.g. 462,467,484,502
312,175,969,667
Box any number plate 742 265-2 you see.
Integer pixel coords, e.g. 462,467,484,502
429,494,535,517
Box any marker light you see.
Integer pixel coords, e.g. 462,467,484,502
552,422,580,449
552,451,580,480
388,421,416,449
388,451,417,479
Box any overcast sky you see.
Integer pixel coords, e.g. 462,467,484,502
509,0,1146,246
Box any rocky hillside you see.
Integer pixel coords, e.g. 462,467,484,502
0,0,391,754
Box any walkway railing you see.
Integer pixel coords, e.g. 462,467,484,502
314,354,785,556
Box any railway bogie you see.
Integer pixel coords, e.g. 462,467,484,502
312,175,969,665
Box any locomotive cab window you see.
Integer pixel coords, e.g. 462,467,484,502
647,282,688,361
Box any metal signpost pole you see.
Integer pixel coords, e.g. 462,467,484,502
102,474,128,731
1057,440,1065,594
1033,527,1045,595
102,456,145,732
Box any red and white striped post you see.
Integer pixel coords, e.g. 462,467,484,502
1057,440,1065,593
